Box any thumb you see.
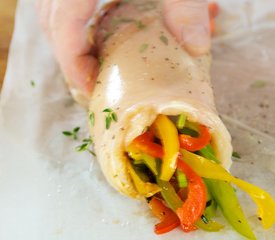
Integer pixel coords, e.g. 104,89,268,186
163,0,210,56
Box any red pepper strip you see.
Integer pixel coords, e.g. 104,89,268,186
149,197,180,234
179,124,211,152
130,131,164,158
176,155,207,232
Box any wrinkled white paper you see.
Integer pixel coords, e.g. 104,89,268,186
0,0,275,239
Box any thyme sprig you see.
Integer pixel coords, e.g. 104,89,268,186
160,35,168,45
62,127,80,140
89,112,95,126
75,137,96,156
103,108,118,129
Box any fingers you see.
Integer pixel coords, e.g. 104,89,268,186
163,0,210,56
37,0,99,105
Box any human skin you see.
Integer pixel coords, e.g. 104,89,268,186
37,0,210,101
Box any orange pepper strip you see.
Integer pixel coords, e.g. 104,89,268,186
130,131,164,158
208,2,220,35
149,197,180,234
208,2,220,18
176,155,207,232
179,125,211,152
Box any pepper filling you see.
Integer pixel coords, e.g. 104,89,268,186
126,114,275,239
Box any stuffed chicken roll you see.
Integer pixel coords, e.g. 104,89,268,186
88,0,275,238
89,0,231,197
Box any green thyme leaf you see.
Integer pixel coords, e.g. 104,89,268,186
136,21,146,29
83,138,93,144
88,150,96,156
73,127,80,133
30,80,35,87
103,108,118,129
75,137,95,156
62,127,80,140
62,131,73,136
139,43,149,53
103,108,112,113
160,35,168,45
111,112,118,122
89,112,95,126
76,143,89,152
232,151,241,159
251,80,266,88
111,17,135,28
105,116,112,129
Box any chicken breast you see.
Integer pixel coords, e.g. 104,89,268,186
88,0,232,198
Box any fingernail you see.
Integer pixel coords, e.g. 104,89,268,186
181,23,211,56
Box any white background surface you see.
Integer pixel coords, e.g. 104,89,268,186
1,0,275,239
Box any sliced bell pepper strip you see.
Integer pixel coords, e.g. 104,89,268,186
127,161,161,197
128,131,164,159
156,178,183,211
176,113,187,130
148,197,180,234
180,149,275,229
176,169,187,188
205,179,256,239
208,2,219,35
208,2,220,18
179,124,211,152
151,114,179,181
176,157,207,232
143,154,158,176
195,217,224,232
204,195,217,220
127,144,158,176
197,144,220,163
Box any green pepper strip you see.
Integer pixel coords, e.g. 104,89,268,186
195,218,224,232
194,181,224,232
176,169,187,188
205,179,256,239
176,113,187,130
180,149,275,229
156,178,183,211
143,154,158,175
197,144,220,163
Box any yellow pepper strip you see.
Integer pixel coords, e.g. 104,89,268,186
180,149,275,229
127,144,144,160
127,161,161,197
151,115,179,181
127,144,158,175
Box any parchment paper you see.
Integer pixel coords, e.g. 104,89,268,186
1,0,275,239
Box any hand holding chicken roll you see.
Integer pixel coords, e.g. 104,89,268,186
85,0,275,238
86,0,275,238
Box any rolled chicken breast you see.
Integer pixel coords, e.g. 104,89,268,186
88,0,232,198
84,1,275,237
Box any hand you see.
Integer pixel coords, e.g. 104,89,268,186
163,0,211,57
37,0,99,105
37,0,211,105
